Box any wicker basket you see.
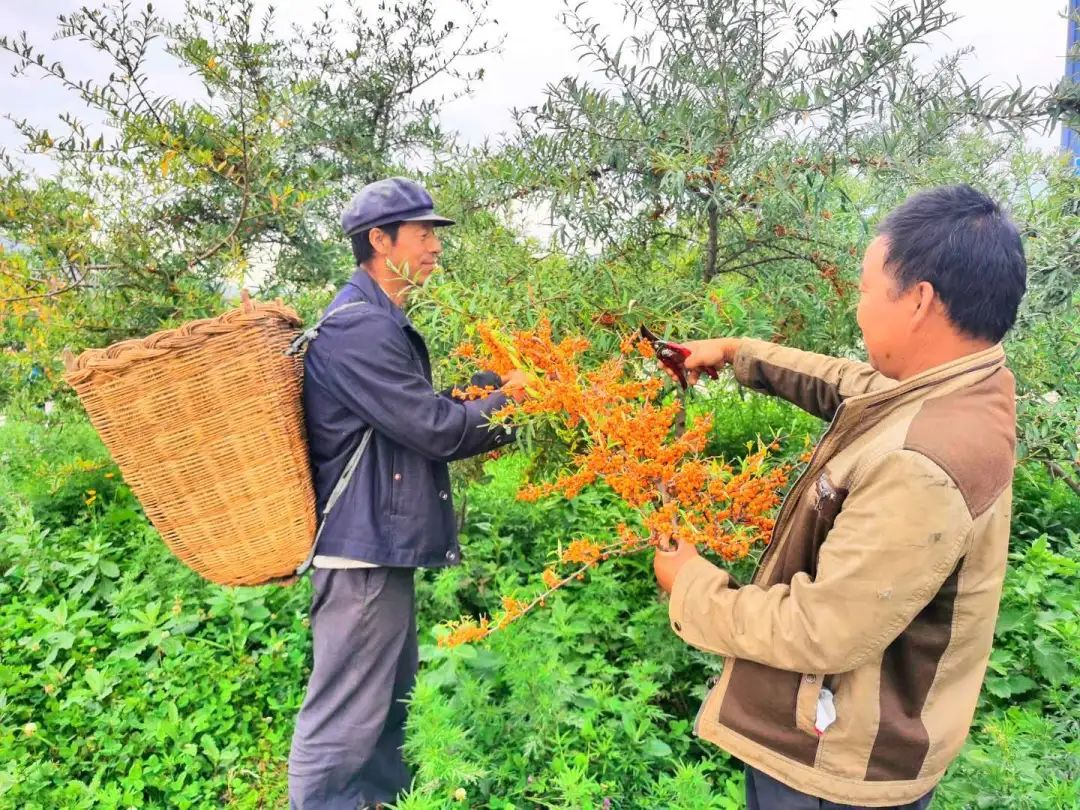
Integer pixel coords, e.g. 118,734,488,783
64,295,315,586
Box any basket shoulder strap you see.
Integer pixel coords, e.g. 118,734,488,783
322,428,373,522
285,299,369,356
290,297,372,575
294,426,373,576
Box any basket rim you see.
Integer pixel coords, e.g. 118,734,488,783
64,299,303,386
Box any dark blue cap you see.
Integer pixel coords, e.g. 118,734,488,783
340,177,455,237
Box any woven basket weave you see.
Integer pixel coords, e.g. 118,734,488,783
64,296,315,586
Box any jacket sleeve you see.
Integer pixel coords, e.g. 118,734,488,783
667,450,974,674
315,311,513,462
733,339,894,421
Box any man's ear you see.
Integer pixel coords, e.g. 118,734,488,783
369,227,389,256
911,280,937,327
373,225,403,257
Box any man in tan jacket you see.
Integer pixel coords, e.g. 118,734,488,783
654,184,1027,808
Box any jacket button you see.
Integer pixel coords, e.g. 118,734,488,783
393,473,402,481
805,674,816,684
445,550,456,561
439,491,448,500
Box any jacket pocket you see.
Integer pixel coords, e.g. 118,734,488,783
813,471,848,526
388,446,439,520
795,673,825,736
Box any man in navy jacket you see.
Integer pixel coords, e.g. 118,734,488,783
288,178,525,809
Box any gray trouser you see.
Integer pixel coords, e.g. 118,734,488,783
746,765,935,810
288,567,417,809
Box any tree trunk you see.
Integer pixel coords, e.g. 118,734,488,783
703,201,719,282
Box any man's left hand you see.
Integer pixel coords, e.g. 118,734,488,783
653,538,701,594
500,368,530,402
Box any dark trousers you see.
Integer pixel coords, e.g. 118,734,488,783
288,567,417,809
745,765,935,810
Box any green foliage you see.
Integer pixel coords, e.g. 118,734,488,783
0,0,498,402
1010,302,1080,502
0,417,312,809
1010,466,1080,551
403,454,740,808
3,399,1079,807
936,523,1080,810
692,383,822,461
984,536,1080,706
501,0,1046,284
942,707,1080,810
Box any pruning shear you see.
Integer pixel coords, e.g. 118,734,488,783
639,325,719,390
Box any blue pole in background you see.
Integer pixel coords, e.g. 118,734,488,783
1065,0,1080,171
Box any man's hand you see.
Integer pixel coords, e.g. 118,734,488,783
653,538,701,594
660,337,743,387
500,368,530,402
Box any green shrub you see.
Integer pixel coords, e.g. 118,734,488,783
690,381,822,461
936,524,1080,809
405,461,740,807
0,417,313,809
3,409,1079,808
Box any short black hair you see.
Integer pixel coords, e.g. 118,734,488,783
350,222,402,266
876,184,1027,343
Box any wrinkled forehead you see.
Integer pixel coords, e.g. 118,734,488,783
398,220,437,235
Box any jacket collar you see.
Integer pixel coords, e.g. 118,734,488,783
854,343,1006,412
340,267,413,330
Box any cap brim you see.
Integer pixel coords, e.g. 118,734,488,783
398,213,455,227
345,212,456,236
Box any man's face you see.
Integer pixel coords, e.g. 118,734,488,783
856,235,919,378
382,221,443,286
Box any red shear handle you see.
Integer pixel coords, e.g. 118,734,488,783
667,342,720,380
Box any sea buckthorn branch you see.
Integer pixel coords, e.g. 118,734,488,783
436,319,791,647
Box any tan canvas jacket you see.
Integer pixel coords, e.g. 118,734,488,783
669,339,1016,806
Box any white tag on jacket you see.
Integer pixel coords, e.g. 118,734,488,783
814,687,837,735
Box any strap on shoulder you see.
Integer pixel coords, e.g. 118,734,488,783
285,300,368,357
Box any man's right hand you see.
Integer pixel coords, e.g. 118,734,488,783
500,368,530,402
665,338,742,386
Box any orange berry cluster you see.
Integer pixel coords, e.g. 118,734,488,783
438,320,790,647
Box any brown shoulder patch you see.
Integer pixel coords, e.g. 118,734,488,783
904,368,1016,518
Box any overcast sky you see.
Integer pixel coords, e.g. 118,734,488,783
0,0,1074,173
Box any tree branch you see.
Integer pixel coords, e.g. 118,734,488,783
1046,460,1080,498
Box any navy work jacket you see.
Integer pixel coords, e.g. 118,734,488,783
303,269,513,567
